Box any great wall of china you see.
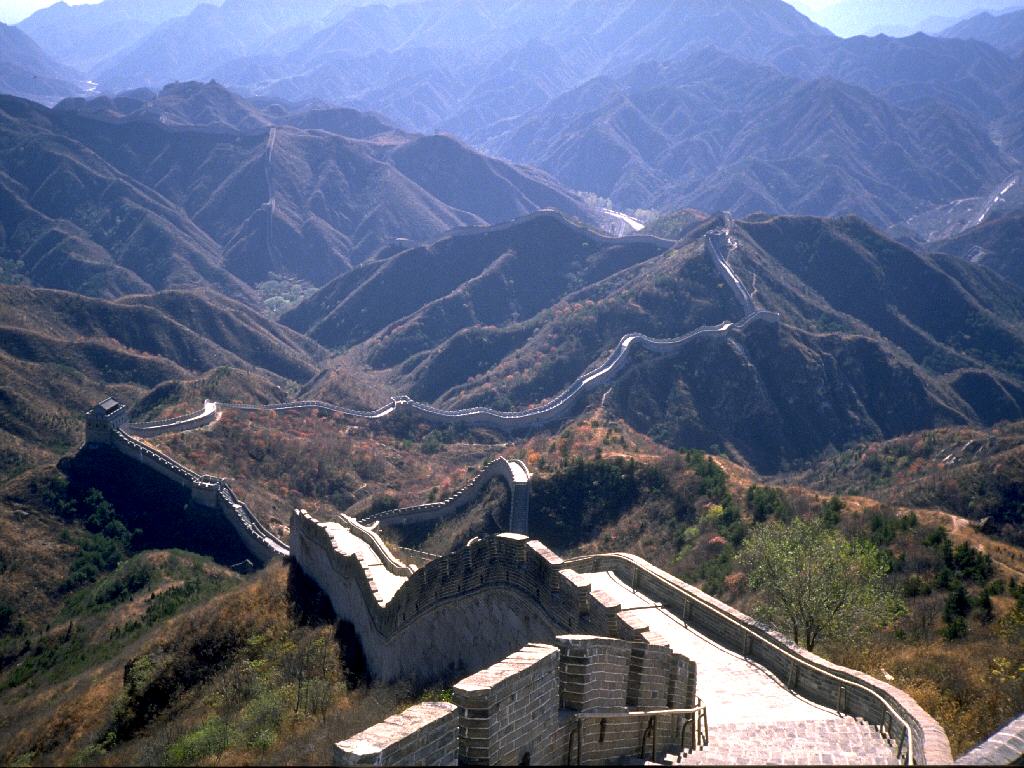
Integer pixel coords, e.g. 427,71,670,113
76,218,1023,764
121,225,777,438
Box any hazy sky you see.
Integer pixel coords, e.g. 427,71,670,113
1,0,98,24
789,0,1023,35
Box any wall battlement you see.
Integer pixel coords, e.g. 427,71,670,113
82,401,288,564
358,456,530,534
290,509,695,688
293,508,954,766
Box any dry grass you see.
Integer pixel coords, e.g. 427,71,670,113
827,628,1024,756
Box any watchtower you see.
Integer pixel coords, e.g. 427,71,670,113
85,397,129,445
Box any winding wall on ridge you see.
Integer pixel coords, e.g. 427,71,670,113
124,227,779,438
84,409,288,564
358,456,530,533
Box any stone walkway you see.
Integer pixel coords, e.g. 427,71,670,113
666,719,898,765
580,571,898,766
319,520,408,604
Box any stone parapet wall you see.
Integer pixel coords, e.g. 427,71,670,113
360,457,530,534
290,512,616,686
124,401,218,438
333,701,458,767
340,514,418,581
455,643,562,765
334,635,698,767
567,552,953,765
95,427,288,564
290,512,701,697
956,713,1024,765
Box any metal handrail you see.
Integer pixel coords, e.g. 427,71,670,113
568,699,708,765
565,553,916,765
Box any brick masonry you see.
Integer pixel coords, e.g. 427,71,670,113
333,701,458,767
335,635,700,767
955,713,1024,765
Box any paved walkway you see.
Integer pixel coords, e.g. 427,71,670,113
580,571,898,765
319,521,408,604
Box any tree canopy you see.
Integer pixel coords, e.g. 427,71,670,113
739,517,902,651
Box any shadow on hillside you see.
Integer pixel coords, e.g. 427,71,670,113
60,445,253,567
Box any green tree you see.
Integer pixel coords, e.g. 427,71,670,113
821,495,844,527
746,485,791,523
739,518,902,651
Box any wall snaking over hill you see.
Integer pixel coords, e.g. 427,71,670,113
83,408,288,564
357,456,530,533
289,510,693,690
123,224,779,438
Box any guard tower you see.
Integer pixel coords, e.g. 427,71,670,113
85,397,129,445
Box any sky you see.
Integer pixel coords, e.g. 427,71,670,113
1,0,97,24
789,0,1024,36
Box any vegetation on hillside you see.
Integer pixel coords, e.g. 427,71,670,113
0,471,412,767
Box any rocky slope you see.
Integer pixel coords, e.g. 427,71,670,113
0,23,85,106
289,211,1024,472
0,83,588,300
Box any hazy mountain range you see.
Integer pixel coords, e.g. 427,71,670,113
0,82,587,300
6,0,1021,242
941,7,1024,55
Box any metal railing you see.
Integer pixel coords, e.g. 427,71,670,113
567,698,708,765
566,553,918,765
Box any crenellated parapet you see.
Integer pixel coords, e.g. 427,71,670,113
292,508,956,766
289,509,692,691
82,399,288,564
358,456,530,534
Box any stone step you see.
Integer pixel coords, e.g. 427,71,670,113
662,718,899,766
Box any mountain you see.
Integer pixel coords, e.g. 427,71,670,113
281,211,671,357
126,0,830,132
0,283,320,478
0,93,253,301
288,211,1024,473
477,50,1012,228
17,0,217,73
767,32,1021,126
0,84,589,299
941,8,1024,57
0,22,85,105
92,0,349,91
934,208,1024,288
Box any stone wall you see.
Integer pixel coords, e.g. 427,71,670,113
124,401,218,438
335,635,699,767
84,415,288,564
291,511,613,686
568,552,953,765
359,457,530,534
455,643,562,765
955,713,1024,765
333,702,458,767
289,511,698,693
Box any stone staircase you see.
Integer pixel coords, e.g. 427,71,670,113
662,717,900,765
